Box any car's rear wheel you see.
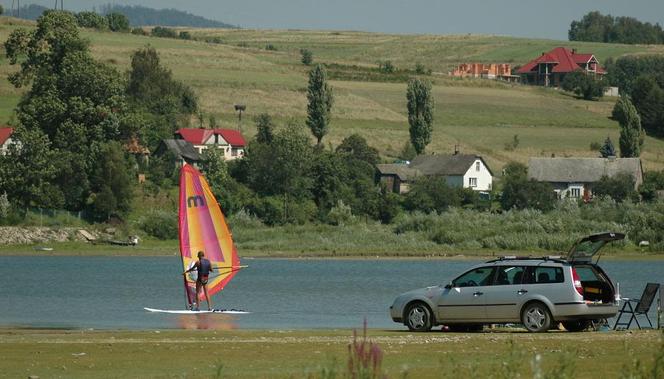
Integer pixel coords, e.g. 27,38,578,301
521,302,552,332
405,302,432,332
562,320,591,332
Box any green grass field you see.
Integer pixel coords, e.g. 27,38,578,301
0,328,661,378
2,17,664,171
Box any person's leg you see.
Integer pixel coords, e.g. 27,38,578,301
194,281,202,310
203,284,212,310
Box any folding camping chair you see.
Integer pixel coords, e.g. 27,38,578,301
614,283,660,330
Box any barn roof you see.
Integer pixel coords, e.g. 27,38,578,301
528,158,643,183
159,139,201,162
376,164,421,181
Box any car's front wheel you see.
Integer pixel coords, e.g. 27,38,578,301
521,302,552,332
405,302,432,332
562,320,591,332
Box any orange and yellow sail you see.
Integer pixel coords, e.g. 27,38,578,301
179,164,241,304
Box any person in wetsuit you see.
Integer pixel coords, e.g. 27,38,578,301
183,251,215,311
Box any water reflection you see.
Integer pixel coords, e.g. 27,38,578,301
176,314,239,330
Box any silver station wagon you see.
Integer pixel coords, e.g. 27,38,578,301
390,233,623,332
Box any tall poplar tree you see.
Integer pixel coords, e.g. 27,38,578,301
616,95,644,157
406,78,434,155
306,64,333,146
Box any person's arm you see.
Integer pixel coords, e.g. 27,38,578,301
183,261,199,275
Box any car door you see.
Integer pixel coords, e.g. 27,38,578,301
437,266,495,322
481,265,527,322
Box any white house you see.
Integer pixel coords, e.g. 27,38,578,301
528,157,643,200
0,127,15,155
174,128,246,160
377,154,493,193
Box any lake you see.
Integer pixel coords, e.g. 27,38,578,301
0,257,661,330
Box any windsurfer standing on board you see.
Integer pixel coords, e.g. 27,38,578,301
183,251,214,311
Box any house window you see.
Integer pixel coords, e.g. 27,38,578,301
469,178,478,187
476,161,480,171
570,188,581,198
231,148,238,157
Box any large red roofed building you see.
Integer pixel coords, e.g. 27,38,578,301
175,128,246,160
517,47,606,87
0,127,15,155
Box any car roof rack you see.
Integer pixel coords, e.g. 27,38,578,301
485,255,567,263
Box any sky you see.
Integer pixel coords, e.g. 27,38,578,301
4,0,664,40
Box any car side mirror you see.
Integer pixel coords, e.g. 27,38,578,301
444,283,453,289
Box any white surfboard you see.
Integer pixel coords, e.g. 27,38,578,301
144,307,250,315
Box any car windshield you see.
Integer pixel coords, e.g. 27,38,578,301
453,267,494,287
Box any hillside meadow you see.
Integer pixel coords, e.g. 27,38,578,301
1,17,664,172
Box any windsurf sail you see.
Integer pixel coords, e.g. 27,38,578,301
179,164,242,307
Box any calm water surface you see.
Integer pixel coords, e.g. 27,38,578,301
0,257,661,330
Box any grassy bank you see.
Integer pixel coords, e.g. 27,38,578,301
0,328,661,378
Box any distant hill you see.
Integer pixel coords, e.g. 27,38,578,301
8,3,236,28
6,4,48,20
99,4,237,28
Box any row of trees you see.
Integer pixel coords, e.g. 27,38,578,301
0,11,197,221
75,11,130,32
569,11,664,44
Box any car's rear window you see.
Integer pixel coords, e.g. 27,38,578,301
574,266,599,281
524,266,564,284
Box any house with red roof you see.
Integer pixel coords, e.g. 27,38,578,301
174,128,246,160
0,127,16,155
517,47,606,87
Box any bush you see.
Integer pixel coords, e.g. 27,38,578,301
106,12,130,32
151,26,178,38
589,141,602,151
378,60,395,74
179,31,192,40
265,44,277,51
140,210,177,239
561,71,605,100
300,48,313,65
76,11,108,30
327,200,356,226
131,27,148,36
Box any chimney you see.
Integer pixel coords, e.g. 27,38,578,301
454,144,460,155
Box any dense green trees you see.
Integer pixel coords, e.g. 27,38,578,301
306,65,334,145
126,46,198,148
500,162,556,211
614,96,644,157
1,11,196,221
406,78,434,154
75,11,108,30
593,173,637,202
569,11,664,44
561,71,605,100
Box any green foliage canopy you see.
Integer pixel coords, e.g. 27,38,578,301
569,11,664,44
406,78,434,155
500,162,556,212
615,95,644,157
561,71,605,100
306,65,334,145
